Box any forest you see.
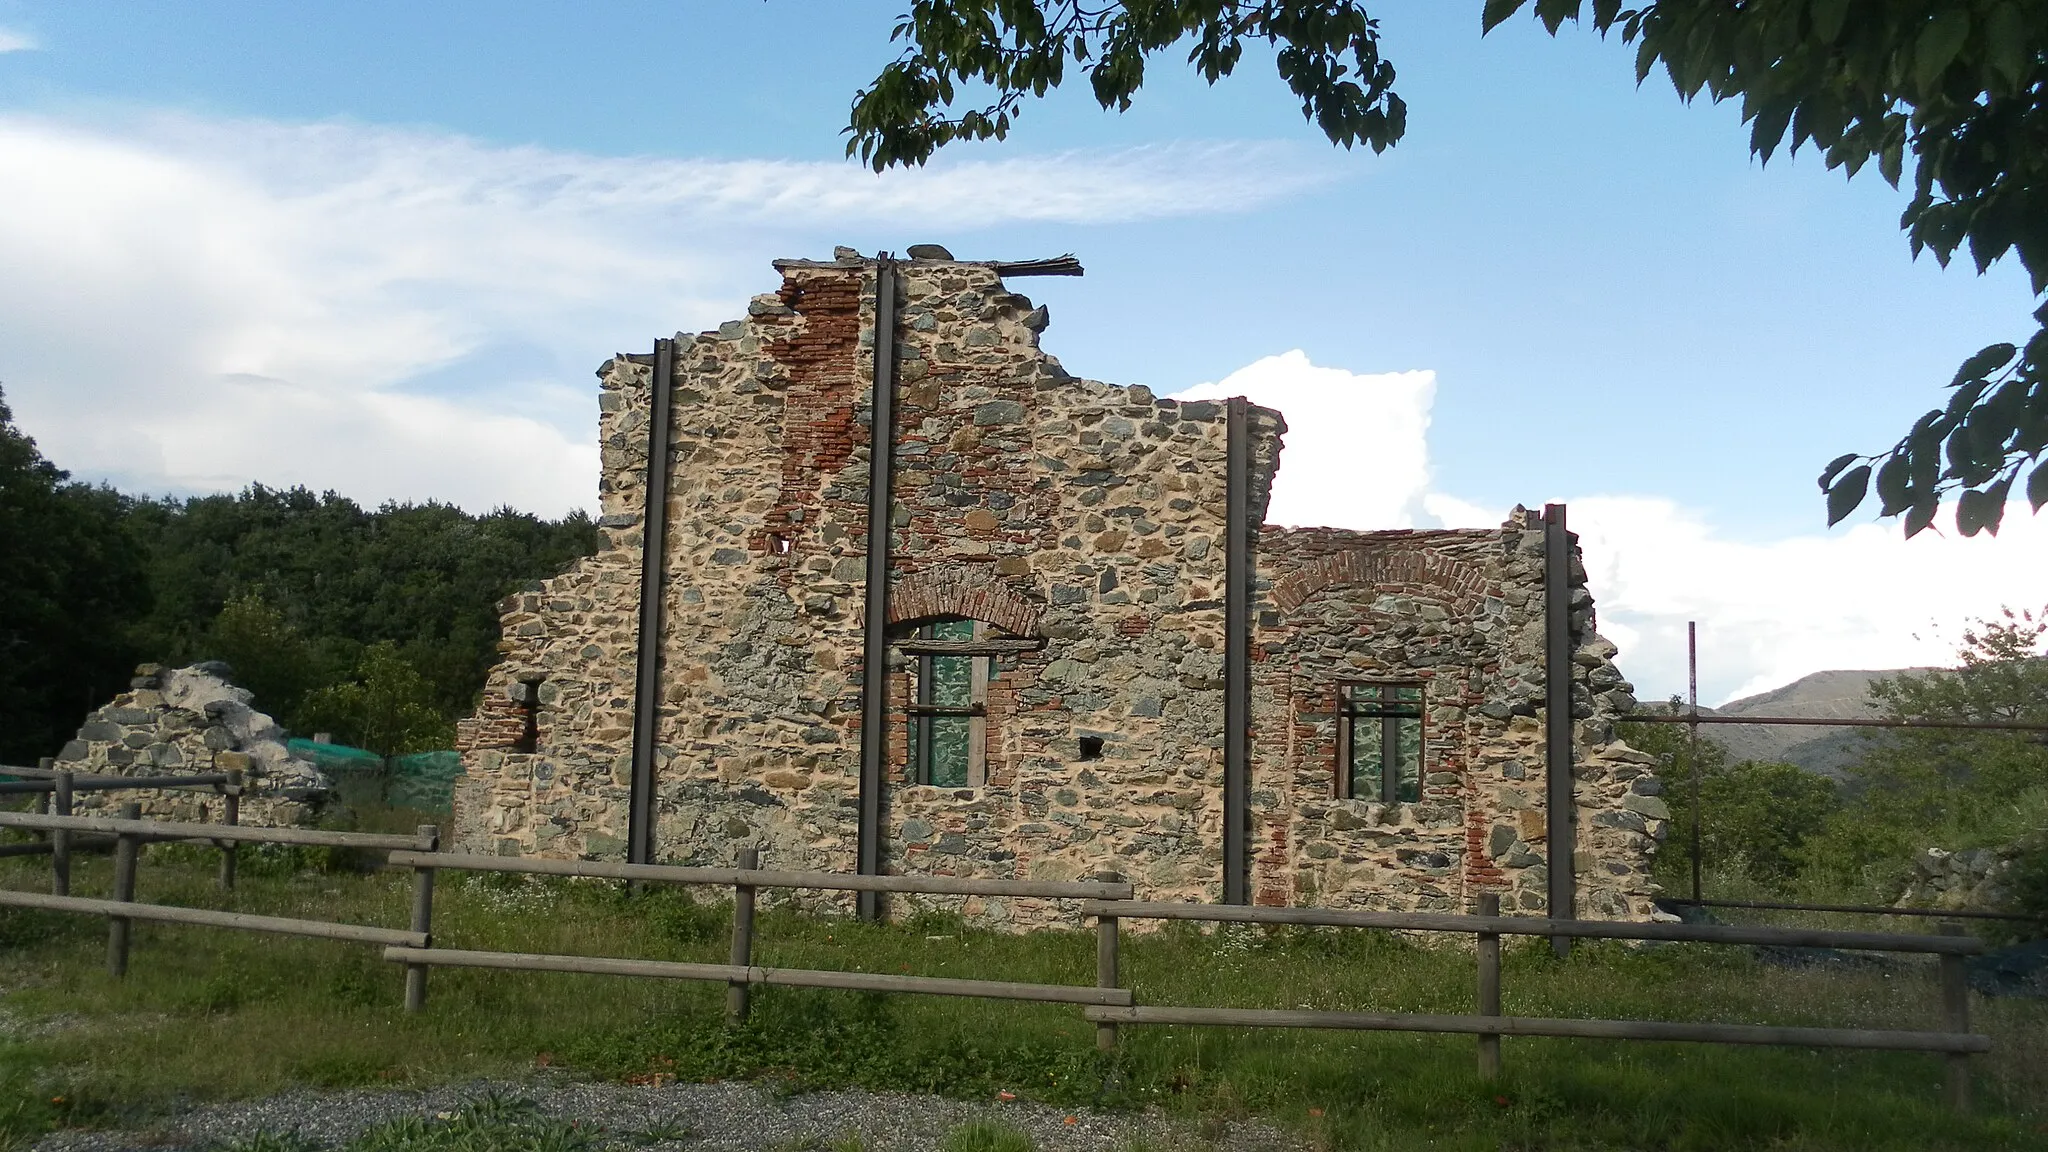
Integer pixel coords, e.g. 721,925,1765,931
0,389,598,765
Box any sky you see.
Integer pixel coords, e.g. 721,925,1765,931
0,1,2042,705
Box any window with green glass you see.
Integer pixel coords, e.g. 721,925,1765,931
907,619,984,788
1338,683,1423,803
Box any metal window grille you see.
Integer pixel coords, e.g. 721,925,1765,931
907,620,987,788
1337,683,1423,803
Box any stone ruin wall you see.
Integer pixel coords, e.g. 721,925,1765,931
1253,524,1661,920
51,662,331,826
454,253,1662,926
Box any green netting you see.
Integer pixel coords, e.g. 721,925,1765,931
286,739,460,813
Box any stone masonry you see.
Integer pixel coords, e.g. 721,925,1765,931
53,662,331,826
452,252,1663,927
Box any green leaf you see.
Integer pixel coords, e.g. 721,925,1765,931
1818,452,1860,490
1987,4,2027,87
1825,464,1871,526
1534,0,1579,34
1808,0,1850,43
1956,485,2004,537
1481,0,1531,34
1903,500,1939,538
2030,460,2048,512
1875,454,1913,515
1950,343,2018,387
1913,10,1970,92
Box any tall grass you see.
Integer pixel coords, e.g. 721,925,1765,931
0,849,2043,1150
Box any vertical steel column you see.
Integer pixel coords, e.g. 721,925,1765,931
628,338,677,865
1543,503,1575,955
1222,397,1251,905
1688,621,1703,903
857,256,899,921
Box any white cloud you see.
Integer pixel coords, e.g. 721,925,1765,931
1569,496,2048,704
1171,348,2048,705
0,27,36,53
1171,351,1438,530
0,113,1329,515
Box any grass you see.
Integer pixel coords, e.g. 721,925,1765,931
1,843,2045,1151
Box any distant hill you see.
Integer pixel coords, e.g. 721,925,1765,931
1639,668,1941,779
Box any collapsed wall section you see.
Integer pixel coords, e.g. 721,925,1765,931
53,662,330,826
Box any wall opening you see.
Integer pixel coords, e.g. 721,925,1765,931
511,676,546,754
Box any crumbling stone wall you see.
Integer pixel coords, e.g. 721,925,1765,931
453,251,1661,926
54,663,330,826
1254,521,1660,919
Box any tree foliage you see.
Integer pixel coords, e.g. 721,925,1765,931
851,0,2048,536
296,641,455,757
1846,606,2048,838
1621,714,1837,888
123,485,600,727
0,387,151,765
0,395,598,759
847,1,1406,170
1800,607,2048,900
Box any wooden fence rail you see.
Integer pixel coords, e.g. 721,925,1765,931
1,759,244,889
0,811,1992,1114
1084,897,1985,1113
382,848,1135,1017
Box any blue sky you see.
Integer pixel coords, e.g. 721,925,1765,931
1,1,2042,702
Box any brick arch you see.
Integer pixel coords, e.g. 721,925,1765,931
889,564,1042,637
1271,548,1489,614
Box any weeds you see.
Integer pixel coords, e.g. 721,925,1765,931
940,1119,1037,1152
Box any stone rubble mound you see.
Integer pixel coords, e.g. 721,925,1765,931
55,661,330,824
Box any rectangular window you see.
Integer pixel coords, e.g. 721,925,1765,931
1337,682,1423,803
907,619,988,788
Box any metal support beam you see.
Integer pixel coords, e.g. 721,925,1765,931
627,338,677,865
857,256,899,920
1222,397,1251,905
1688,620,1702,903
1543,503,1575,954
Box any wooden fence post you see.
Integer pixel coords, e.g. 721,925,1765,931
107,802,141,976
1096,908,1121,1052
1939,921,1970,1114
404,824,439,1013
1477,892,1501,1080
217,768,242,891
51,765,72,897
33,757,53,851
727,846,758,1027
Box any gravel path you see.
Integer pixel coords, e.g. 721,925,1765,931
31,1076,1306,1151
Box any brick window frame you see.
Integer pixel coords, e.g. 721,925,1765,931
1335,681,1424,803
